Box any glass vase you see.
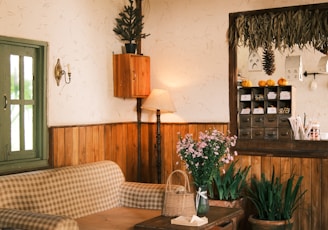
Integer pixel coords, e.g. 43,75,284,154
196,185,209,217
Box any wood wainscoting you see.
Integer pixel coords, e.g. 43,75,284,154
49,123,229,183
49,122,327,230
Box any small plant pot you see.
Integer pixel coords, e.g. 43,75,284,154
125,43,137,54
248,215,294,230
209,198,245,209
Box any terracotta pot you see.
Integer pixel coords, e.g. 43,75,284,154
209,198,245,209
248,215,294,230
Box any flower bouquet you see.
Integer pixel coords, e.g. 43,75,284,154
176,128,237,216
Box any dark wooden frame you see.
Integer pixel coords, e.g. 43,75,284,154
229,3,328,159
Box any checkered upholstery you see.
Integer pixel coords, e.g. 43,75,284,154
0,161,124,219
0,161,169,230
120,182,167,209
0,161,166,229
0,208,79,230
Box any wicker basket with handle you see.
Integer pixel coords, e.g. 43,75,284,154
162,170,196,217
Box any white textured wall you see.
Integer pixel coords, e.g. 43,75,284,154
0,0,326,126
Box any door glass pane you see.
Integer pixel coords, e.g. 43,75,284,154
24,105,33,150
10,55,19,100
11,104,20,151
24,56,33,100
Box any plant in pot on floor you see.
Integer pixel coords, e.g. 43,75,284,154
208,161,251,229
208,160,251,208
246,168,307,230
113,0,150,54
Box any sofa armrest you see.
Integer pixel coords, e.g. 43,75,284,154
0,209,79,230
120,182,184,210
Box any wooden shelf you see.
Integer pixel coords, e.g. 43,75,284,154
235,139,328,158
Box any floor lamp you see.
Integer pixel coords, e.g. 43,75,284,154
141,89,176,183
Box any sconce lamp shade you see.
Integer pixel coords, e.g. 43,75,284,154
318,55,328,73
141,89,176,113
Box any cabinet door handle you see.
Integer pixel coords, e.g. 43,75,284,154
3,94,7,110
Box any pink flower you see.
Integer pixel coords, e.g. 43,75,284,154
176,128,237,187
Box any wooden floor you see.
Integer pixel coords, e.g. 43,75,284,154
50,122,327,230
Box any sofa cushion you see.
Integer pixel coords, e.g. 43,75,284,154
0,208,79,230
0,161,125,218
120,182,167,209
76,207,161,230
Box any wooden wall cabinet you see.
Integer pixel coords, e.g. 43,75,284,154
113,54,150,98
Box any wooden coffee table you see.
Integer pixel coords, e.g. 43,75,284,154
134,206,244,230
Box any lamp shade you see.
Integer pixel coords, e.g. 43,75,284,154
318,55,328,72
141,89,176,113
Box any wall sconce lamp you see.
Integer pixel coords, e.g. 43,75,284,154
141,89,176,183
303,55,328,90
54,58,71,86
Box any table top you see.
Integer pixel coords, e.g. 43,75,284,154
134,206,244,230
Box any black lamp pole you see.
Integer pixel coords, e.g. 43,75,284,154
137,98,142,182
156,109,161,184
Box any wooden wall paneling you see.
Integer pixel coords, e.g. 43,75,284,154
250,155,261,179
126,123,138,182
49,128,56,167
114,123,127,174
71,127,79,165
85,126,95,163
311,159,321,230
261,156,272,179
186,124,197,137
291,157,301,230
107,124,118,163
48,123,327,230
271,157,281,178
91,126,100,162
49,128,55,167
104,124,112,161
121,124,128,175
79,126,87,164
174,124,189,172
143,123,155,183
98,125,105,162
280,157,290,185
162,124,173,184
164,124,187,185
235,155,252,182
142,123,152,183
55,128,65,167
64,127,74,166
300,158,311,230
322,159,328,228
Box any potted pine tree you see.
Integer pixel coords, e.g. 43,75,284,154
113,0,150,53
246,168,307,230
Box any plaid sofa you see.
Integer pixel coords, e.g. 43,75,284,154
0,161,170,230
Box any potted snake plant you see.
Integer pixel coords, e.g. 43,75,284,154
208,161,251,229
113,0,150,54
246,168,307,230
208,160,250,207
